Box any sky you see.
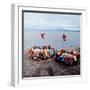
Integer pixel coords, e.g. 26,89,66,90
24,12,80,31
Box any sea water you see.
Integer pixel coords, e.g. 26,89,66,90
24,29,80,50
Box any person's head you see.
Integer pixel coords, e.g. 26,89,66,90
48,45,51,49
69,49,73,54
44,46,47,49
57,51,61,55
73,50,77,55
78,48,80,52
61,49,64,53
33,46,36,49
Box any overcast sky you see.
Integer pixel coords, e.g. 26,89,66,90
24,12,80,31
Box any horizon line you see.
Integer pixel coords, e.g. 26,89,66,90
25,28,80,32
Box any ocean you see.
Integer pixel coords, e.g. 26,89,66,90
24,29,80,50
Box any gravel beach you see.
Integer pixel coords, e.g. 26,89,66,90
23,57,80,77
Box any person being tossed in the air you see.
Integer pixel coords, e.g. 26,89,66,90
62,33,67,41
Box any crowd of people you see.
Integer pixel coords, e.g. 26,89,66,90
25,45,55,60
25,45,80,65
55,48,80,65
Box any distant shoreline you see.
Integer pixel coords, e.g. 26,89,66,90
25,29,80,32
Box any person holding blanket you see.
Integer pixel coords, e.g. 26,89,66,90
55,48,80,65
